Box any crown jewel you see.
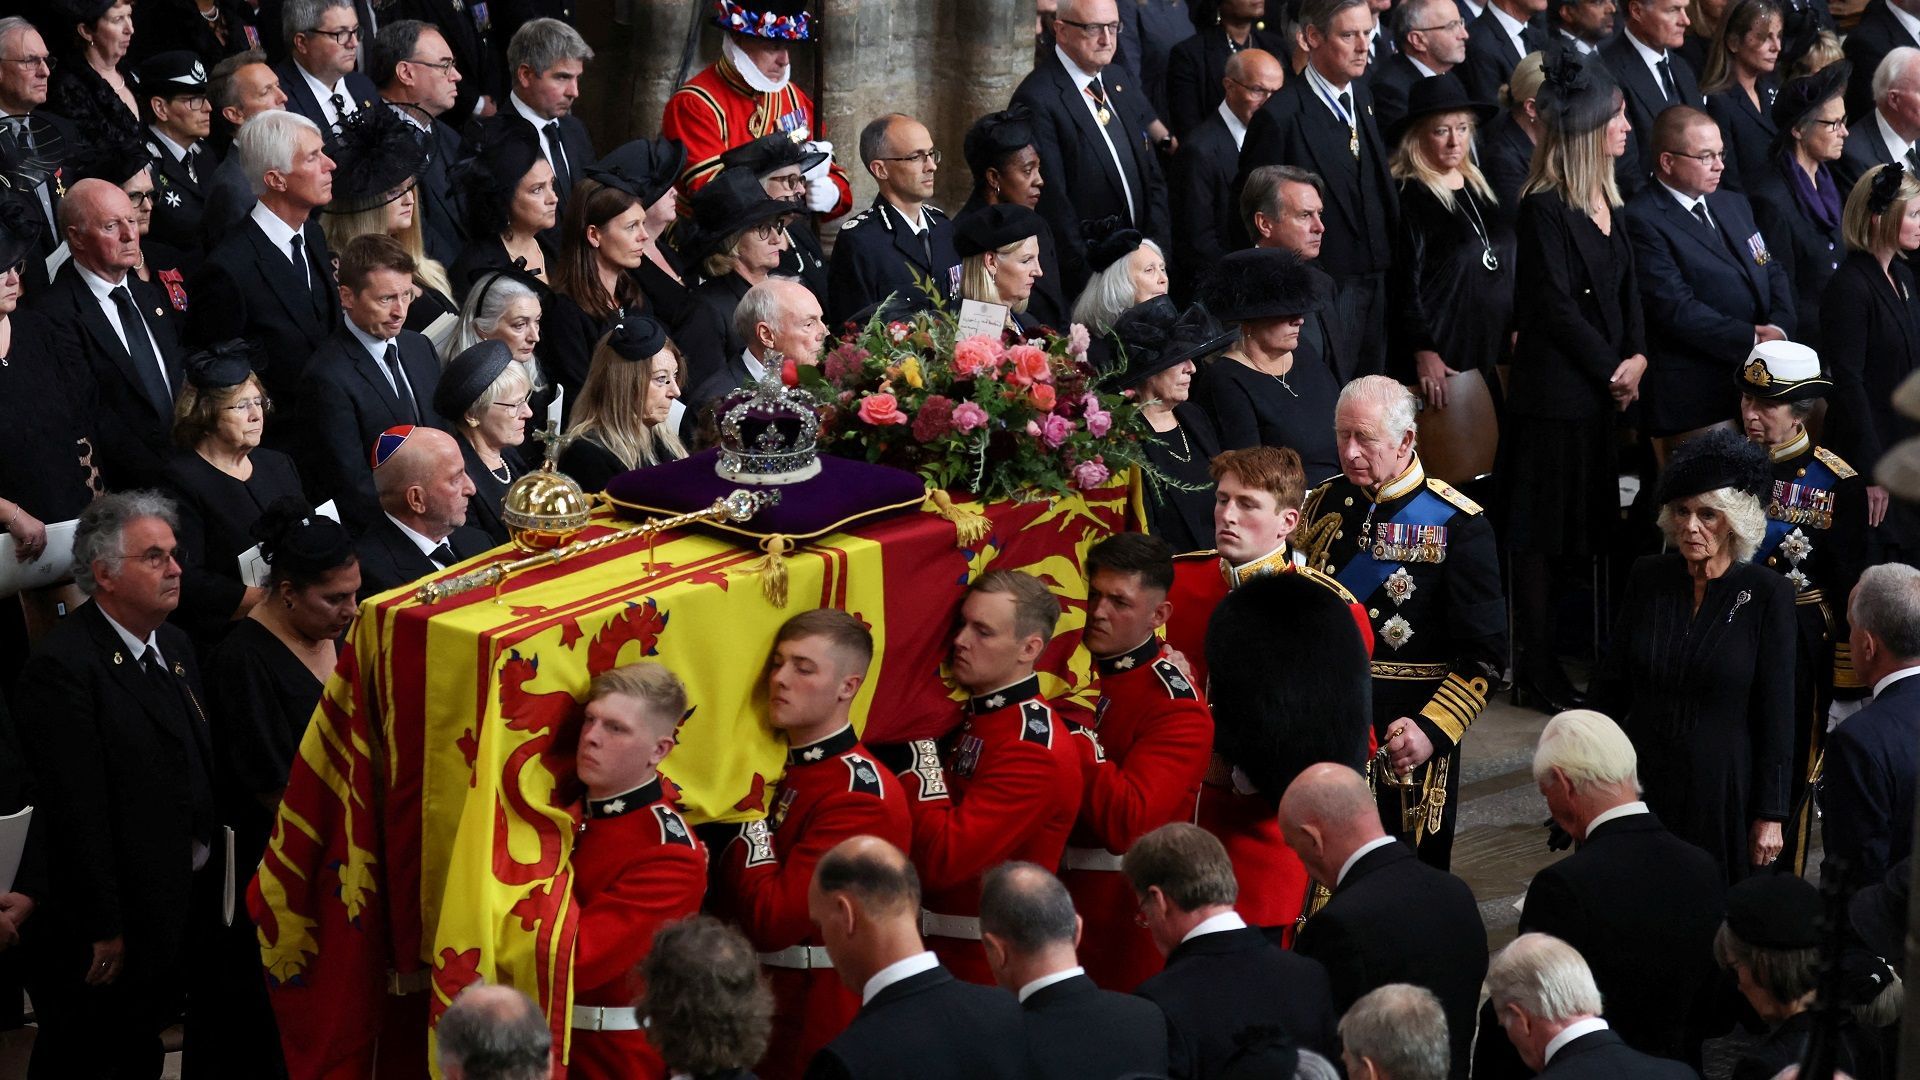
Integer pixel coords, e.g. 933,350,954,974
717,366,824,485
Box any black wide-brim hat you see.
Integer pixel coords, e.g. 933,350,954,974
1385,73,1497,148
1655,428,1772,505
1108,297,1238,389
1201,246,1321,322
183,339,263,390
685,167,797,263
1726,874,1822,950
712,0,812,40
586,136,686,208
720,131,827,181
1773,59,1850,133
325,104,430,215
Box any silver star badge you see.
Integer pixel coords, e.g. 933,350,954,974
803,746,825,761
1384,566,1417,607
163,189,181,208
1779,528,1813,564
1380,615,1415,651
601,798,625,815
1787,567,1811,591
985,694,1007,709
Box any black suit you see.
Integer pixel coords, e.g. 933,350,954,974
300,327,447,535
1822,675,1920,893
29,261,186,491
1821,249,1920,553
1601,34,1704,195
804,965,1031,1080
14,601,216,1078
1482,109,1537,233
1461,9,1547,104
196,154,255,251
353,515,491,600
1836,111,1904,196
1293,842,1487,1080
1023,972,1169,1080
382,0,498,126
3,110,82,258
1705,82,1777,193
1370,53,1430,134
1013,49,1171,296
1135,925,1339,1079
1540,1029,1701,1080
1170,109,1241,301
1164,25,1292,139
1844,0,1920,122
1621,185,1795,435
142,134,210,256
272,61,379,133
1746,158,1845,351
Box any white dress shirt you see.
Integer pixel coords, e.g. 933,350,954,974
1488,3,1531,58
384,512,451,564
1180,909,1249,944
249,201,308,280
1055,44,1137,223
1217,100,1248,150
1337,835,1399,886
1873,663,1920,699
1583,800,1650,835
1624,29,1677,99
511,92,570,181
1890,0,1920,47
1877,109,1916,167
75,263,170,394
1543,1017,1611,1064
147,125,194,165
1017,966,1086,1003
1659,179,1714,226
345,317,418,403
297,62,357,128
862,951,940,1006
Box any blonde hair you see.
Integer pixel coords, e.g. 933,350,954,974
322,189,454,301
1791,30,1842,78
1390,111,1496,212
1521,97,1625,212
564,334,688,470
1842,163,1920,253
586,661,687,734
960,239,1035,315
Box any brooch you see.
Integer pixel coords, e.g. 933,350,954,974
1380,614,1415,651
1384,566,1417,607
1727,589,1752,623
1778,528,1814,566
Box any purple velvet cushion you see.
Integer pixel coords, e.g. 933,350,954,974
601,448,929,541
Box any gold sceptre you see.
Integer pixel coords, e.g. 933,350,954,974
413,488,782,605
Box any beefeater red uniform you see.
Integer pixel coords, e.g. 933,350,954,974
566,775,707,1080
660,52,853,217
1062,636,1213,991
1164,546,1374,937
897,673,1083,985
719,725,912,1080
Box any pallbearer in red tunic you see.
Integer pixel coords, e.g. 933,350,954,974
1161,447,1374,936
566,663,709,1080
892,570,1084,986
1065,534,1214,991
718,610,912,1080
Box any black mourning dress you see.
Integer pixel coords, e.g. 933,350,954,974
1389,181,1514,402
1140,403,1221,553
0,311,97,529
1202,350,1343,486
162,447,307,646
460,437,526,547
1591,555,1796,883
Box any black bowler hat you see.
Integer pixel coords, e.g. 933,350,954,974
1726,874,1822,950
1536,43,1621,137
606,314,670,362
1655,428,1772,505
435,340,515,421
0,194,40,271
183,340,261,391
720,131,827,180
713,0,812,40
586,137,687,208
1386,73,1497,148
962,105,1037,183
325,104,429,215
1108,297,1238,389
954,203,1043,258
684,167,798,263
1201,247,1322,322
133,50,209,99
1772,59,1849,134
1084,215,1146,274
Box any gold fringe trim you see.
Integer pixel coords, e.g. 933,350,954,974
741,535,794,607
926,489,990,547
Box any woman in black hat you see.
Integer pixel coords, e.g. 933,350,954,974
1109,297,1230,550
1198,246,1341,486
449,118,559,302
44,0,141,148
1070,217,1169,334
160,340,309,646
1505,47,1645,713
435,340,533,546
672,167,801,392
954,203,1048,338
1701,0,1785,190
719,131,832,307
322,104,458,350
558,316,689,493
1745,61,1849,351
1386,74,1512,411
957,106,1066,329
1590,430,1795,883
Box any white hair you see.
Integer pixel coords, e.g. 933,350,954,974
1070,239,1166,332
236,110,323,197
1337,375,1420,443
734,275,805,353
72,491,180,596
445,272,547,393
1655,486,1767,563
1338,985,1449,1080
1295,1050,1343,1080
1532,709,1640,790
1486,934,1604,1022
1852,563,1920,659
1875,46,1920,102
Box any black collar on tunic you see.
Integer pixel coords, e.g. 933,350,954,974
968,674,1041,715
1094,637,1161,676
788,724,859,767
585,775,662,819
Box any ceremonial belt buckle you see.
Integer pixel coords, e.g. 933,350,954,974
571,1004,643,1031
920,910,983,940
1368,661,1450,680
1061,846,1126,872
758,945,835,970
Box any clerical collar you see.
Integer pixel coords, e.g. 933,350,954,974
1095,637,1161,676
968,674,1041,714
1770,427,1811,464
788,724,859,766
585,775,662,819
1370,456,1425,504
1226,543,1294,587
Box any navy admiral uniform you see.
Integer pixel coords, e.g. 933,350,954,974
136,52,215,256
1300,455,1507,869
1739,343,1868,874
825,195,960,329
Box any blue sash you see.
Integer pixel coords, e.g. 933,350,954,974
1334,487,1455,601
1754,456,1838,564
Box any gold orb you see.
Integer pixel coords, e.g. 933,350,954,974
501,467,593,552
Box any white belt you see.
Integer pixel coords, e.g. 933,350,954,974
920,910,982,940
759,945,835,970
571,1004,642,1031
1061,846,1125,872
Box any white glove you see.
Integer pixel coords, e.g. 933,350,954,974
1827,696,1867,732
801,140,834,179
805,175,839,214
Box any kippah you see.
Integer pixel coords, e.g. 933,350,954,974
371,425,416,469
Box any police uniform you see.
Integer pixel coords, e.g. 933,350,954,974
896,674,1082,986
825,196,962,328
1738,343,1869,874
567,775,707,1080
134,52,212,255
721,725,912,1080
1300,455,1508,870
1062,636,1213,991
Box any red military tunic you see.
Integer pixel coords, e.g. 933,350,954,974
720,725,912,1080
899,674,1083,984
1165,546,1374,937
567,776,708,1080
660,53,853,217
1063,636,1213,991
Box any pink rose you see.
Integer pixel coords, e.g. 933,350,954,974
1028,382,1058,411
1040,413,1074,449
1025,419,1043,437
952,401,990,433
953,336,1002,378
1068,323,1091,356
1006,344,1053,387
1074,459,1111,489
1084,407,1112,437
857,393,909,426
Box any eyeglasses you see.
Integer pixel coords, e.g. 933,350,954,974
878,149,942,166
222,395,271,414
1670,149,1726,164
1412,18,1467,31
171,94,211,110
0,54,53,70
305,24,361,44
1805,116,1845,131
404,55,459,74
750,221,791,241
110,546,185,570
492,395,533,411
1059,18,1122,36
125,190,153,207
1227,76,1282,99
765,173,808,192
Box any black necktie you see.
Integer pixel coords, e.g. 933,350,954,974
184,146,200,185
330,91,348,126
111,284,172,416
430,541,456,567
545,120,573,192
1658,56,1678,102
1907,145,1920,173
1692,200,1739,261
289,233,309,287
384,342,419,423
144,651,213,845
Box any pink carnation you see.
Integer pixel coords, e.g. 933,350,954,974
857,393,909,426
1040,413,1074,449
952,401,990,433
1068,323,1091,356
1074,458,1111,489
912,395,957,441
953,336,1002,378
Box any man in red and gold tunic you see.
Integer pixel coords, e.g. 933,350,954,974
660,0,852,220
719,609,912,1080
1063,533,1213,991
566,662,708,1080
890,570,1084,986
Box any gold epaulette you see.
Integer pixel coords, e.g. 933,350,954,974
1171,548,1220,562
1426,477,1483,515
1297,563,1359,605
1814,447,1858,480
1302,479,1333,518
